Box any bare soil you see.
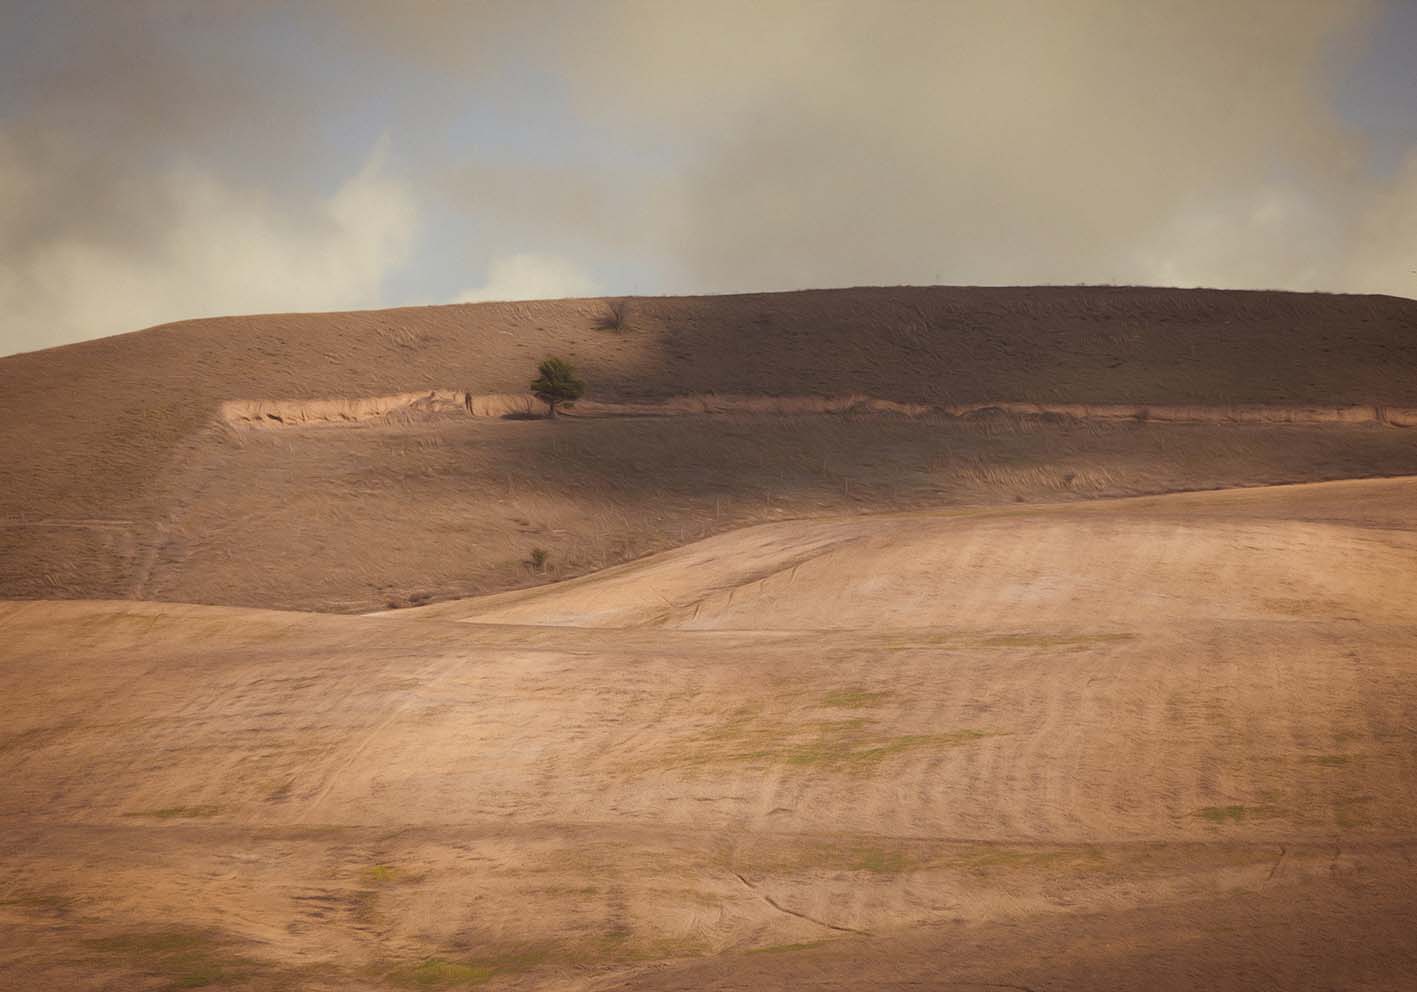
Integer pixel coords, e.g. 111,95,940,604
2,287,1417,989
3,477,1417,989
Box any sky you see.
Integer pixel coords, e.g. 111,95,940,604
1,0,1415,356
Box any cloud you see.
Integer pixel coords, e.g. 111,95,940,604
538,1,1402,295
4,0,1416,357
455,253,600,304
1133,185,1343,291
0,138,415,355
374,0,1417,301
1342,147,1417,294
0,1,424,356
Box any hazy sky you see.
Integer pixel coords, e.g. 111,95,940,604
2,0,1415,355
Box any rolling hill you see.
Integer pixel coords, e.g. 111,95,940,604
3,476,1416,990
3,286,1417,989
3,286,1416,611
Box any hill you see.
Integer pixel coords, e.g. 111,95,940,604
3,476,1416,990
4,287,1417,988
3,285,1416,610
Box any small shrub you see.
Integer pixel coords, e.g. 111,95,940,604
528,548,549,570
596,299,629,332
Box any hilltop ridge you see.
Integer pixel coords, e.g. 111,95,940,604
2,285,1416,610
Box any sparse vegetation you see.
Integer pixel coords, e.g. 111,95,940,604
671,707,999,773
530,357,585,418
382,947,550,989
1195,805,1249,824
365,864,399,884
595,299,630,332
1333,794,1375,828
122,805,221,820
1193,804,1283,824
389,957,496,988
779,729,995,769
85,929,257,990
528,547,549,571
952,845,1106,873
847,846,912,873
820,688,891,708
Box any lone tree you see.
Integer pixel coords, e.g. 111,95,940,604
530,357,585,418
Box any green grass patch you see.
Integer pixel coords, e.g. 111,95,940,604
778,729,996,770
675,707,999,774
1305,754,1352,767
123,805,221,820
758,836,922,875
701,705,763,741
587,935,708,963
879,631,954,648
1195,805,1247,824
755,838,1102,878
383,948,549,988
1193,804,1283,825
391,958,496,988
850,846,911,873
365,864,399,884
950,845,1105,872
85,928,255,990
1334,795,1375,829
820,688,891,709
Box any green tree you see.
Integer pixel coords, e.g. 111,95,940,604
530,357,585,418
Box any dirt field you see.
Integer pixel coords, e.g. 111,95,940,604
2,287,1417,988
3,475,1416,990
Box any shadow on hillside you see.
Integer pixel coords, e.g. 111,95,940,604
8,285,1417,609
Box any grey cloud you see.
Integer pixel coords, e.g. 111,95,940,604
3,0,1414,355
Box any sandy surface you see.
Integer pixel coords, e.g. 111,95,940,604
3,476,1416,989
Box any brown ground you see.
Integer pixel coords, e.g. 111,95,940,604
3,285,1417,609
2,287,1417,989
3,476,1417,989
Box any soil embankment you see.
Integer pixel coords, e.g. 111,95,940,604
219,390,1417,429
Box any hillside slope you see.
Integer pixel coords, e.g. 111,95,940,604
403,475,1417,629
3,285,1416,610
3,477,1416,990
